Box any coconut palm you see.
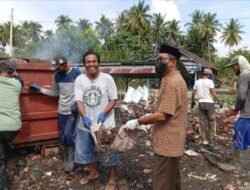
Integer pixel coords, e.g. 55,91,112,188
151,13,167,48
95,15,114,45
127,0,152,44
200,13,221,62
166,19,182,46
44,30,53,39
20,21,42,42
185,10,204,32
77,19,92,31
115,11,129,33
220,19,244,52
55,15,73,30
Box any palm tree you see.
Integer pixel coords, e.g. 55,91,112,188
151,13,167,49
77,19,92,31
44,30,53,39
115,11,129,33
200,13,221,62
220,19,244,52
20,21,42,42
0,24,9,47
127,0,152,44
166,19,182,46
185,10,204,32
55,15,73,30
95,15,114,46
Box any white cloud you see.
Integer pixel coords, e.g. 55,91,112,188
150,0,181,21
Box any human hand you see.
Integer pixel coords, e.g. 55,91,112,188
97,113,106,124
82,116,92,128
124,119,139,130
191,101,196,108
29,83,41,92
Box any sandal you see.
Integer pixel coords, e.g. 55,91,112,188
79,173,99,185
105,180,118,190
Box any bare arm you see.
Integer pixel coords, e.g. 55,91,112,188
191,89,196,101
138,112,172,125
103,100,117,115
76,100,86,118
210,88,220,101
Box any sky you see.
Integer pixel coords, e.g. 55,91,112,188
1,0,250,57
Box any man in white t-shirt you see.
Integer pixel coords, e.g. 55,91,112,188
192,68,220,145
74,51,119,190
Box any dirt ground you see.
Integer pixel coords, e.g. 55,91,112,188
5,108,250,190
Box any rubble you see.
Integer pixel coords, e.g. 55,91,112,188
4,101,250,190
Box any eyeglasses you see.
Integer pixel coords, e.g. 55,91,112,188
157,57,172,63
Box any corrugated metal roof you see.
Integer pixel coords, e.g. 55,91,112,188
179,48,219,71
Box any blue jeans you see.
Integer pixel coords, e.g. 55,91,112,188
74,128,120,167
233,117,250,150
58,113,78,146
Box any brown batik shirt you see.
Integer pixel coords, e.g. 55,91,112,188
153,70,188,157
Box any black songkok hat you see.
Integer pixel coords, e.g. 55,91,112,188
159,44,181,60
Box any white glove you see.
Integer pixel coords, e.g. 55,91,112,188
124,119,139,130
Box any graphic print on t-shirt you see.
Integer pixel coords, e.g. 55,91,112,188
83,85,102,107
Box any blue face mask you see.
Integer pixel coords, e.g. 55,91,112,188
155,62,168,76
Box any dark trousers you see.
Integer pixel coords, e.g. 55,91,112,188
58,113,78,146
198,102,216,141
153,154,181,190
0,131,19,176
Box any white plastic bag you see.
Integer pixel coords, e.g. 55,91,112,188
142,85,149,101
131,86,144,103
123,86,135,103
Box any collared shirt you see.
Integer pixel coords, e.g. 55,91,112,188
153,70,188,157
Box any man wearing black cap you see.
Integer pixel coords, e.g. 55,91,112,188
0,60,23,189
125,45,188,190
28,55,81,172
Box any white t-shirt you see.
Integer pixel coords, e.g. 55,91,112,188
193,78,215,103
74,72,118,131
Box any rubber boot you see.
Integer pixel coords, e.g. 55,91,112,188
61,146,68,170
232,149,245,172
64,146,74,173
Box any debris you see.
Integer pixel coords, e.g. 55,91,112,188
199,148,222,158
143,169,152,174
224,183,237,190
185,149,200,157
188,173,217,182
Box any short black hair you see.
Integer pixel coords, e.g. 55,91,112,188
82,50,100,65
0,60,15,73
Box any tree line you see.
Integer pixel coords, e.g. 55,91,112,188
0,0,247,69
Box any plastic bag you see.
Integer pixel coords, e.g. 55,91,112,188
142,85,149,101
110,126,137,152
123,86,135,103
131,86,144,103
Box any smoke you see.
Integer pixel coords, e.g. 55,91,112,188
32,27,99,63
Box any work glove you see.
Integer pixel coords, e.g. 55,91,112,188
82,116,92,128
97,113,106,124
29,83,41,92
124,119,139,130
229,109,239,116
191,101,196,108
218,100,224,108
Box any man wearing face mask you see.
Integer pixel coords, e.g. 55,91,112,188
125,45,188,190
191,68,221,145
28,55,81,172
